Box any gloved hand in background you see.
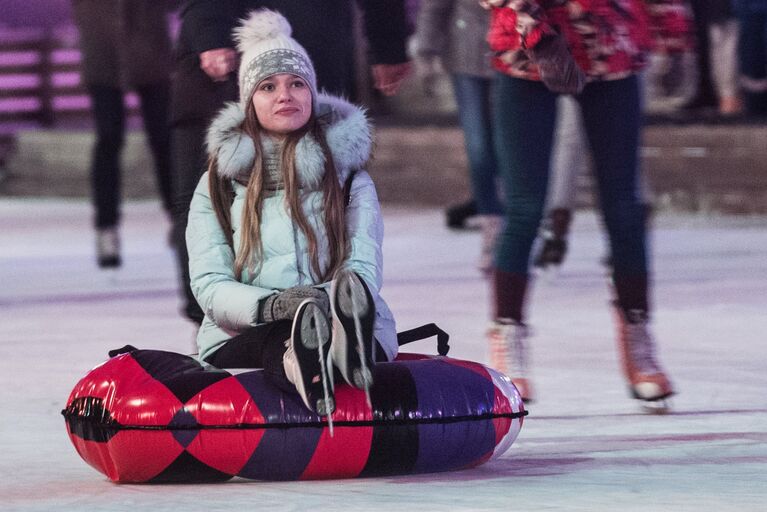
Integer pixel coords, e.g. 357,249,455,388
527,34,586,95
259,286,330,323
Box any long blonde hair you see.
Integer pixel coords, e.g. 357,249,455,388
208,99,348,282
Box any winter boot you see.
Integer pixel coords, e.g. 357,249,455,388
96,227,121,268
330,270,376,397
533,208,571,270
283,299,335,416
487,319,533,402
477,215,504,276
614,307,674,405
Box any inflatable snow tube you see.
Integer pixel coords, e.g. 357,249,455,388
63,348,526,483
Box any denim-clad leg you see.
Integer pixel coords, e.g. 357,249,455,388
492,73,649,317
451,73,504,216
576,75,649,311
492,74,557,276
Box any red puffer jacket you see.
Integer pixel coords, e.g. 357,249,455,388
481,0,691,82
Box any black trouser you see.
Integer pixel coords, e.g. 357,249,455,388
88,82,172,228
688,0,717,103
204,322,387,394
169,52,239,324
169,121,209,324
204,321,295,393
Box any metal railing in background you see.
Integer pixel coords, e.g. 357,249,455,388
0,26,140,127
0,26,84,126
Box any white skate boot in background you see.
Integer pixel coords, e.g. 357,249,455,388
614,307,674,412
487,319,533,402
96,227,121,268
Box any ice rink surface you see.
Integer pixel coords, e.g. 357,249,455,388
1,198,765,511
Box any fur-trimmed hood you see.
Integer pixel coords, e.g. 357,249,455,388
205,93,372,188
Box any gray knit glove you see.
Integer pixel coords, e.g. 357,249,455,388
259,286,330,323
527,34,586,95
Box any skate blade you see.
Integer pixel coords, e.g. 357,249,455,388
640,398,672,415
333,271,376,392
312,308,335,436
632,388,674,415
533,264,561,282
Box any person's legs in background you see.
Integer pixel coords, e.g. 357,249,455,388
136,81,173,217
709,9,742,116
168,54,238,325
488,74,558,401
88,85,125,268
736,7,767,117
683,0,719,111
578,75,673,404
450,73,505,272
170,120,208,325
533,95,588,270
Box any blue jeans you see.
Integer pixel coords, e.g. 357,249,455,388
451,73,504,215
492,74,649,312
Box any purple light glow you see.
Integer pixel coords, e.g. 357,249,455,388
0,74,39,89
51,49,80,65
0,97,40,112
0,52,39,66
52,72,80,88
53,95,88,110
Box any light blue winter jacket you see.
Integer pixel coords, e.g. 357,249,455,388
187,93,397,363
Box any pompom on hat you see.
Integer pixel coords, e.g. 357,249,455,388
233,9,318,109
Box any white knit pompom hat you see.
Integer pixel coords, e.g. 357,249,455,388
233,9,317,109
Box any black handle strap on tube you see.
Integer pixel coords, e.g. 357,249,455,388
108,345,139,357
396,323,450,356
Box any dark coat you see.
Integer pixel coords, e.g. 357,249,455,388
414,0,494,78
705,0,735,22
72,0,173,88
171,0,410,124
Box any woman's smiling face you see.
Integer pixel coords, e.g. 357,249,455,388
252,73,312,138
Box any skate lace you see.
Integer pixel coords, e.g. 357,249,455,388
624,321,661,374
488,321,529,377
